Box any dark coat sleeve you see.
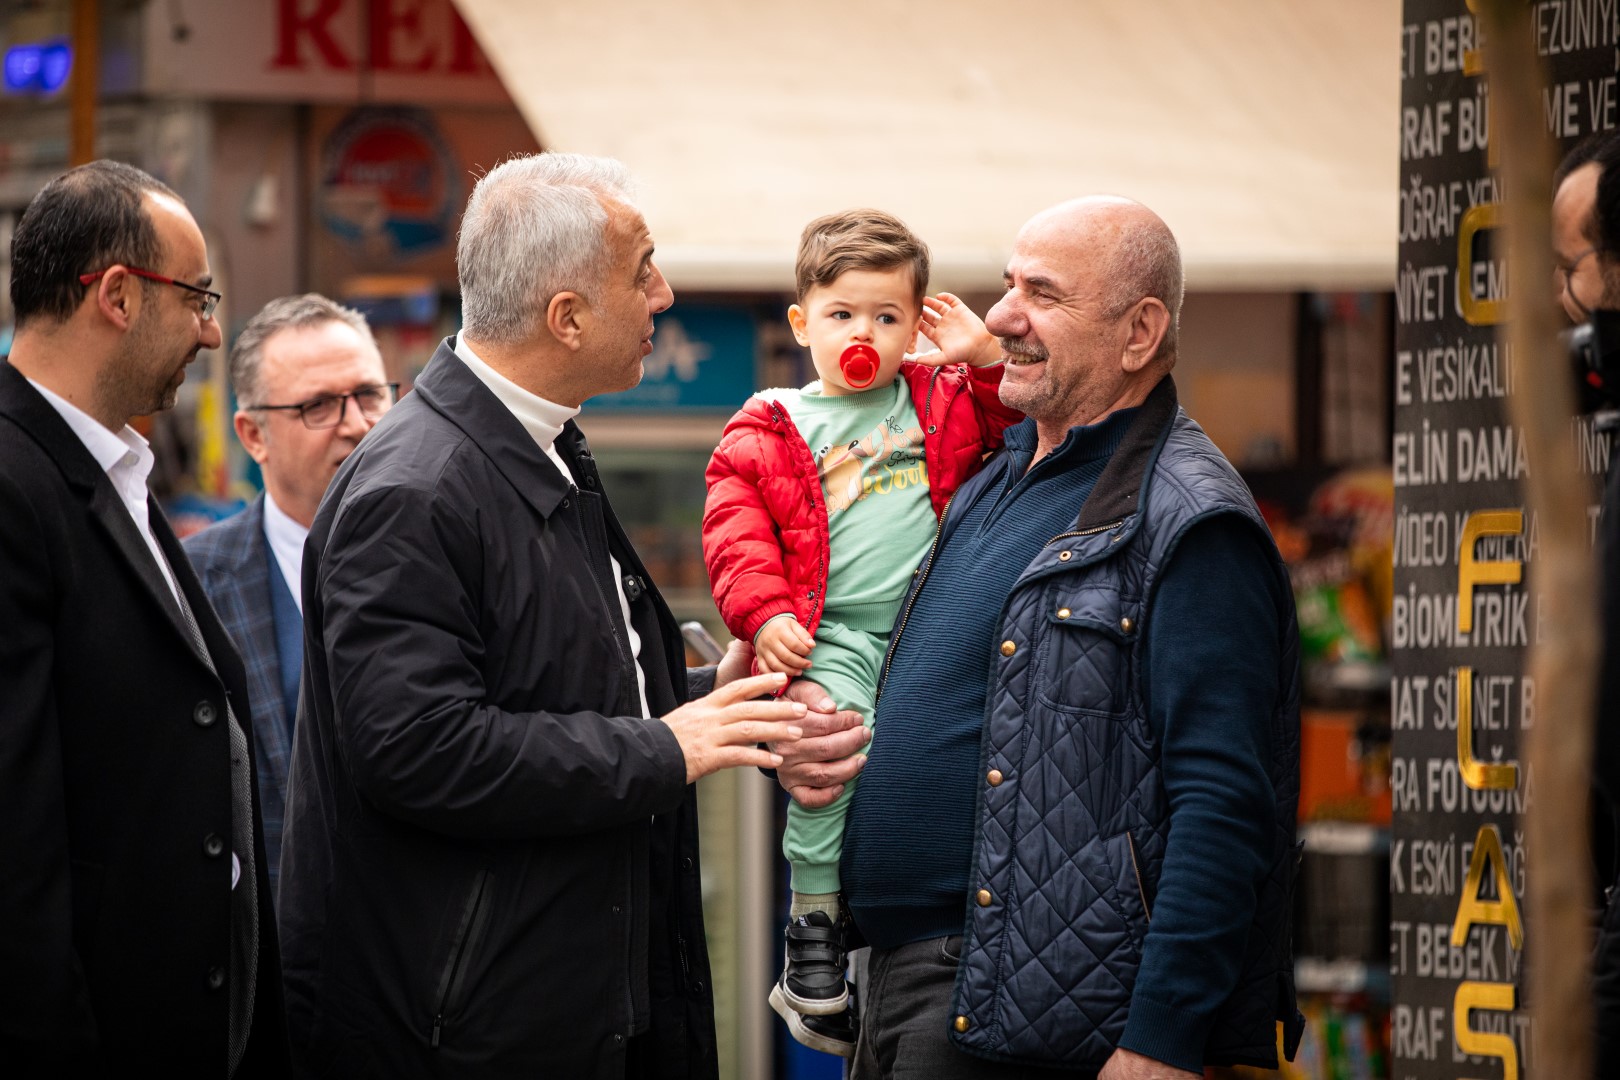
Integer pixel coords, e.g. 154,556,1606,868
1594,447,1620,1071
1121,515,1284,1071
0,469,100,1066
316,481,689,840
1597,450,1620,817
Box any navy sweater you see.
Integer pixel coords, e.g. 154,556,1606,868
842,412,1284,1071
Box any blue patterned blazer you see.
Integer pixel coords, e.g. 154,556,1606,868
183,496,296,896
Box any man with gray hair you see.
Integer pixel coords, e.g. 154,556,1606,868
772,197,1303,1079
278,152,807,1078
184,293,393,896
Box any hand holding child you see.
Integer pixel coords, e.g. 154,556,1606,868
755,615,815,675
914,292,1001,369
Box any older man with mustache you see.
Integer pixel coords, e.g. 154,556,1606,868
775,197,1305,1080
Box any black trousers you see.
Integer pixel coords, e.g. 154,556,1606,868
852,937,1093,1080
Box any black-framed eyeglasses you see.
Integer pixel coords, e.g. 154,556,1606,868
78,266,222,320
1557,246,1598,299
248,384,399,430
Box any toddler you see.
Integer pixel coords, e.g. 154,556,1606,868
702,208,1021,1056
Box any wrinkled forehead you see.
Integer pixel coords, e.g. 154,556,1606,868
1007,226,1097,293
260,319,386,396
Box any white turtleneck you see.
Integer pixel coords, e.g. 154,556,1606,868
453,336,651,720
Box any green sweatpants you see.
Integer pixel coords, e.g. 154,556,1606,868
785,618,886,894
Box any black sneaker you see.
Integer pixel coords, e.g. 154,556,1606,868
769,982,858,1058
774,911,849,1014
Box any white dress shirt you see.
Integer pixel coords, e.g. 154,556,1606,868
261,492,309,614
27,378,181,604
29,378,254,894
453,336,653,719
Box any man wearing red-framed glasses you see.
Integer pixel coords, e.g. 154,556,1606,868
0,160,288,1076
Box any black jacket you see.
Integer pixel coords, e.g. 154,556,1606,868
1595,434,1620,1079
0,360,288,1077
279,341,718,1079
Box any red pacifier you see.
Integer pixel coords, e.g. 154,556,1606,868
839,344,880,389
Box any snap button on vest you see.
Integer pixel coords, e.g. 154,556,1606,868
1120,616,1135,633
207,967,225,991
1058,550,1072,561
987,769,1003,786
1056,608,1071,620
193,701,216,727
203,834,224,858
999,641,1016,656
954,1015,970,1033
975,889,992,907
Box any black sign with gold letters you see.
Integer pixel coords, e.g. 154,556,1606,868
1394,1,1614,1075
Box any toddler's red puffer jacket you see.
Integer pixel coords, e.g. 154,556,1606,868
703,362,1021,644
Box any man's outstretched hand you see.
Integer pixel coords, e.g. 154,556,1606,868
662,672,805,784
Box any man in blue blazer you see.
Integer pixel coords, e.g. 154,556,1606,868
185,294,392,895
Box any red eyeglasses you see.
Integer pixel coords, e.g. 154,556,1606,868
79,266,222,320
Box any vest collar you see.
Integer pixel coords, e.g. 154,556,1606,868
1010,375,1179,587
1075,374,1178,530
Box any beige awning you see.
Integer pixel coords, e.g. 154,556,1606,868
452,0,1398,292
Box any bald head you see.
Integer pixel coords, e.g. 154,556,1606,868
986,196,1184,455
1022,197,1184,365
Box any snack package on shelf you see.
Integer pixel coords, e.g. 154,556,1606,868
1307,467,1394,625
1258,467,1394,700
1299,709,1392,826
1294,553,1383,667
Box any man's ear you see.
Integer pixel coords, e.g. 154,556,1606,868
93,268,137,332
787,304,810,347
1121,297,1170,374
234,410,271,466
547,291,587,350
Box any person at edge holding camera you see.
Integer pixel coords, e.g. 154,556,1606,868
1551,128,1620,1080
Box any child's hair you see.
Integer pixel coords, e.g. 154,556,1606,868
795,209,930,304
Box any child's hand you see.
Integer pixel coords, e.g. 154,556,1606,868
755,616,815,675
914,292,1001,369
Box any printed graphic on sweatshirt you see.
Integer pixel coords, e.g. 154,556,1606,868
814,413,928,515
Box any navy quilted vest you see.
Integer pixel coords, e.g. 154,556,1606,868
946,377,1304,1070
